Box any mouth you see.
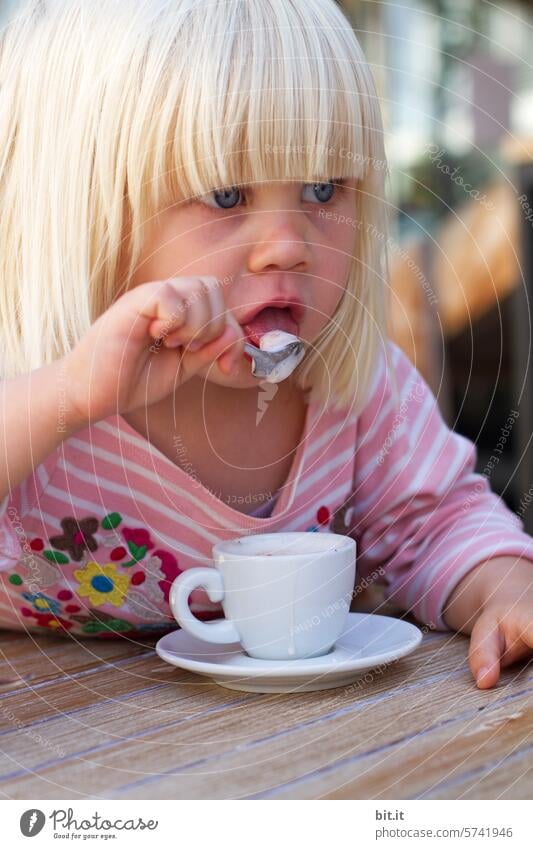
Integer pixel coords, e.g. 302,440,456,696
240,302,303,349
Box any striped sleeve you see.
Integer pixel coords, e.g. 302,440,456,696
0,448,60,568
349,340,533,631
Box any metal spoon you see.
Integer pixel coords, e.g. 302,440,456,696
243,339,306,380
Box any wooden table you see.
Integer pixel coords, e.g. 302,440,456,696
0,610,532,800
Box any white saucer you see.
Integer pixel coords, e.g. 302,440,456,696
155,613,423,693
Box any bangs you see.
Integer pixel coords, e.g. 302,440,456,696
0,0,387,401
126,0,385,214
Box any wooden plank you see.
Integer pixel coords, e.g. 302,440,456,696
424,747,533,799
315,692,533,800
0,656,247,730
0,632,158,693
113,672,533,799
1,633,510,799
6,630,528,801
0,629,445,731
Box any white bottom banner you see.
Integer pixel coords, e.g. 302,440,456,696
1,799,531,848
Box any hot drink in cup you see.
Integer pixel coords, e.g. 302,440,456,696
170,531,356,660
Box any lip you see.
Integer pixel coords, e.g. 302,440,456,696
238,297,306,327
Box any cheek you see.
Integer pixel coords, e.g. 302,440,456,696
316,215,357,264
314,230,354,300
149,207,234,271
307,224,355,331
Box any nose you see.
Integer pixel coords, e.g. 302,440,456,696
246,211,312,274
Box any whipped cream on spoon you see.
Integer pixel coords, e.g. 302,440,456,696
243,329,306,383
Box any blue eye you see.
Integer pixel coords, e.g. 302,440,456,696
199,187,243,209
302,181,336,203
196,180,340,211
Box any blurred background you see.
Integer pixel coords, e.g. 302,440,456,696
339,0,533,529
2,0,533,527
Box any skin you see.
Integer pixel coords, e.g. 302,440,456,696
442,555,533,689
120,177,358,467
124,178,357,386
121,177,533,690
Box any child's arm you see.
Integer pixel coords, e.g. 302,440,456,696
0,359,86,628
349,340,533,688
1,276,245,505
0,277,245,628
0,359,86,504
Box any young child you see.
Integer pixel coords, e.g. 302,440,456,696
1,0,532,691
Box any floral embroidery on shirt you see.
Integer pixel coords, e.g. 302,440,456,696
330,501,354,535
73,561,130,607
101,512,122,530
306,504,343,533
14,553,62,590
69,608,135,635
20,607,74,631
317,505,330,526
154,549,182,602
304,501,356,534
48,516,100,561
124,553,181,615
120,526,155,566
21,591,61,615
42,549,70,564
7,508,199,634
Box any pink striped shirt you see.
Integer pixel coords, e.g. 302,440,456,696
1,340,532,638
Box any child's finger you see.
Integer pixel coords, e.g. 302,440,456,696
150,279,216,345
468,614,504,689
164,311,243,354
215,314,245,373
498,612,533,668
516,615,533,651
174,324,241,380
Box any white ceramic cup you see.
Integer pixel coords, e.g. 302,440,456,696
169,531,356,660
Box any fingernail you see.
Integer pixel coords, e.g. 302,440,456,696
188,340,203,352
477,666,491,682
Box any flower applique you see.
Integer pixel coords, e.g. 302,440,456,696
305,504,334,533
120,526,155,567
18,592,77,632
303,502,356,535
21,591,61,615
73,561,130,607
125,553,182,619
69,608,135,635
330,501,355,536
10,508,184,634
49,516,99,561
154,549,182,602
19,608,74,632
9,553,61,590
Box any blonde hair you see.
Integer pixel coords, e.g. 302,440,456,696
0,0,389,412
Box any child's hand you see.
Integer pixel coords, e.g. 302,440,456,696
443,556,533,689
63,276,245,425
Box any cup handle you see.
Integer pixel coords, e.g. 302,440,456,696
169,567,241,644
